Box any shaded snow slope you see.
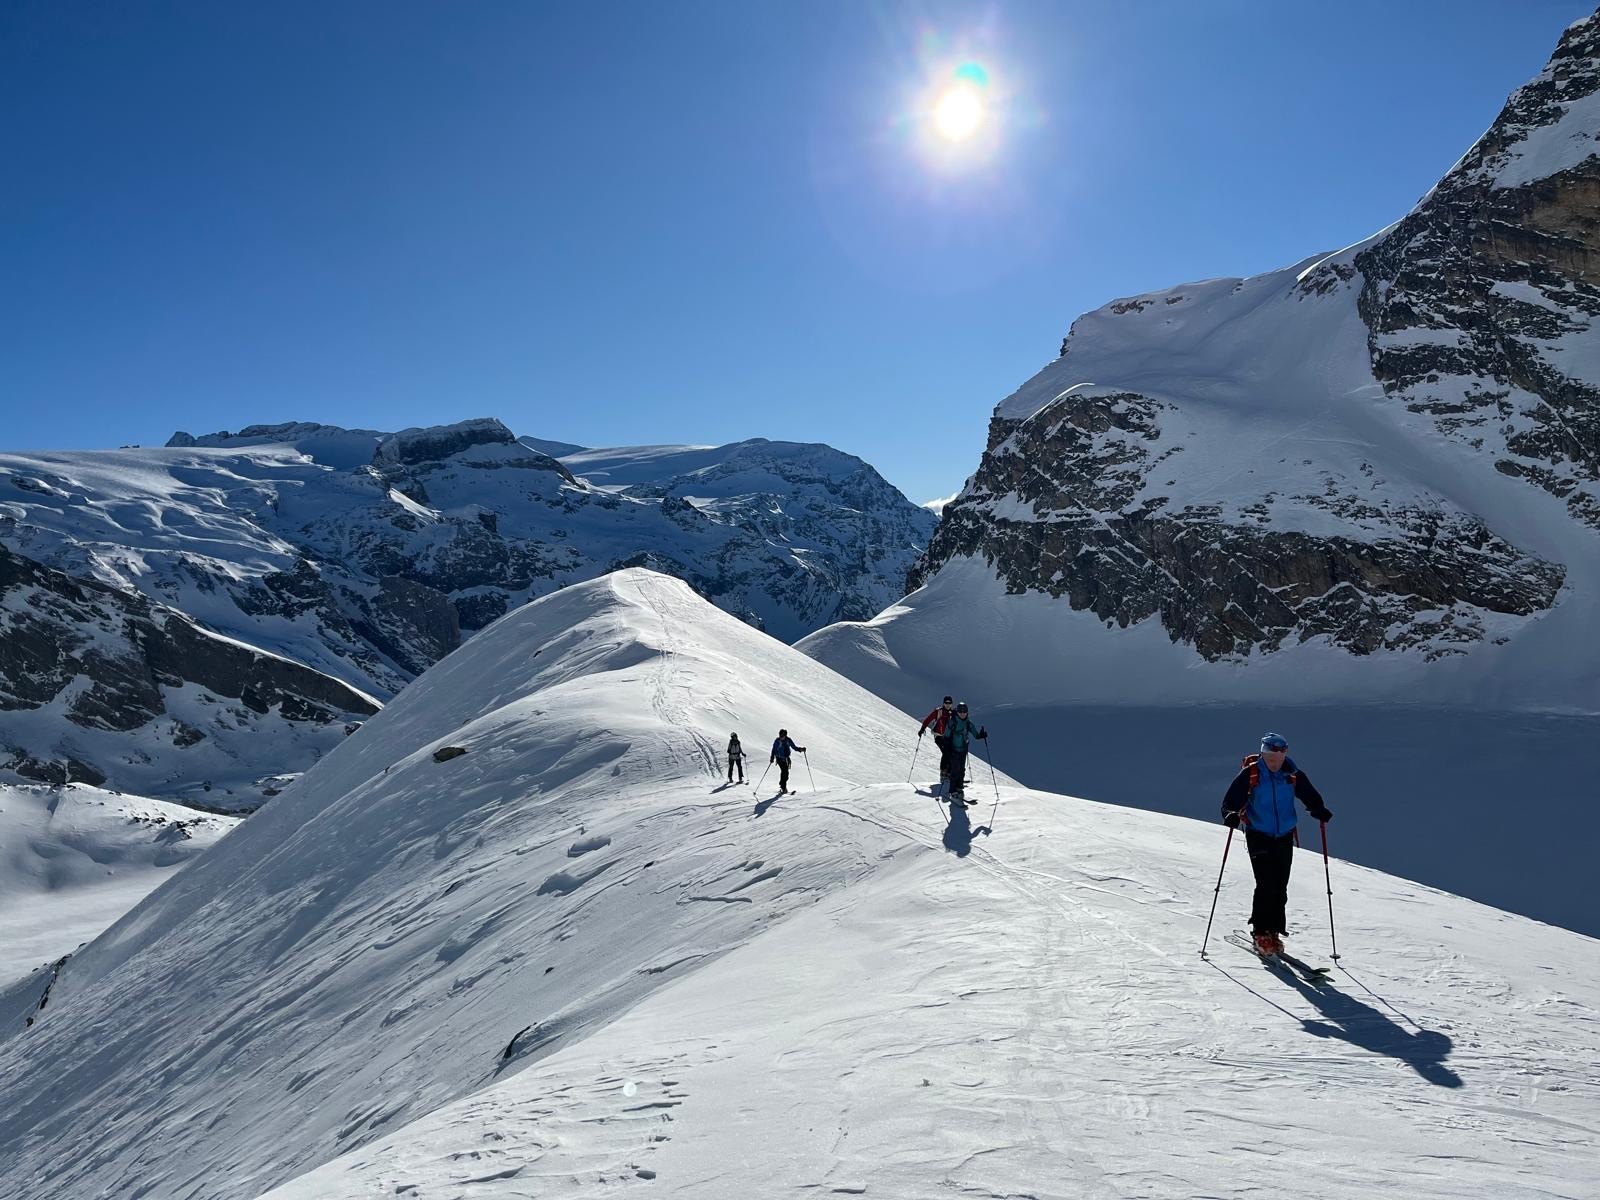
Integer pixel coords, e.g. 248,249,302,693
3,570,1597,1200
0,784,237,986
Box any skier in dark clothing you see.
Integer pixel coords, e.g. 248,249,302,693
770,729,807,795
918,695,955,785
1221,732,1333,958
944,702,987,804
727,733,745,783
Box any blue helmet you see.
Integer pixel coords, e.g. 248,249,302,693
1260,732,1288,751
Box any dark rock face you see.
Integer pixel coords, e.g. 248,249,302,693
0,543,377,793
916,395,1563,660
1354,14,1600,529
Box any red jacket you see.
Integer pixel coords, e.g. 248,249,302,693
920,706,951,736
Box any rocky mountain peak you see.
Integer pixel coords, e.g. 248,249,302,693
904,11,1599,697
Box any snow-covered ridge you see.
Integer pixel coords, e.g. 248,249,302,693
3,570,1596,1200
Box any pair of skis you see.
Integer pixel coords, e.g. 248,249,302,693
1223,929,1332,986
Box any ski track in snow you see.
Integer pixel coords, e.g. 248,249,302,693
1,571,1595,1200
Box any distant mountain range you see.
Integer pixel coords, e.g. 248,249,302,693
0,418,933,807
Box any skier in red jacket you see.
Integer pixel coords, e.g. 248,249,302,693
918,695,955,788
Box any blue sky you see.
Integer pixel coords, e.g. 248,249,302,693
2,1,1592,503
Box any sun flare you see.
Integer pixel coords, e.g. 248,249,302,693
934,85,983,141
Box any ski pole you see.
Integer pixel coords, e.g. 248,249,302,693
1320,820,1341,962
756,760,772,791
907,737,921,784
1199,824,1236,959
979,738,1000,827
803,749,816,793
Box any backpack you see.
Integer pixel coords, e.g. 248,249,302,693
1240,753,1296,790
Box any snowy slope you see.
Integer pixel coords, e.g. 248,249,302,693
0,783,236,986
2,570,1596,1200
1,420,933,801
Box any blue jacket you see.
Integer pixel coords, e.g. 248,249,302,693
770,736,805,762
1221,756,1328,838
946,714,985,753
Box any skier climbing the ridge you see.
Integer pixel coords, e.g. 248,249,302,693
918,695,955,787
1220,732,1333,958
944,702,987,805
769,729,807,795
727,733,745,783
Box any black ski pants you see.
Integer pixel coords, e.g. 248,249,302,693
947,748,969,795
934,733,952,777
728,754,743,782
774,756,791,792
1245,829,1296,936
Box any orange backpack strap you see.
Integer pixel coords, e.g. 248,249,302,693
1242,753,1260,790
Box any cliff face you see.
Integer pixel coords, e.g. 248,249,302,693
1356,13,1600,530
910,12,1599,676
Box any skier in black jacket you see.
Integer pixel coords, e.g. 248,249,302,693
769,729,806,795
727,733,745,783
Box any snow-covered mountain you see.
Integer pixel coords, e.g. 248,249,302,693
1,570,1595,1199
800,13,1600,936
0,419,932,806
851,10,1600,701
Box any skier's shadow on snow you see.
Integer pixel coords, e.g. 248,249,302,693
1222,961,1462,1088
753,792,783,818
940,800,991,856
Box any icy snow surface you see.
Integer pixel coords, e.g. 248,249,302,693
1,571,1596,1199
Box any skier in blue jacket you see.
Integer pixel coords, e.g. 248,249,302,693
1221,732,1333,957
770,729,807,795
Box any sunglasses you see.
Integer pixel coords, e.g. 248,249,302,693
1261,743,1288,752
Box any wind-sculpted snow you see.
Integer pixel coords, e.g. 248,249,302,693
0,423,933,803
3,569,1596,1200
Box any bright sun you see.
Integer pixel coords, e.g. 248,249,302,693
933,85,983,141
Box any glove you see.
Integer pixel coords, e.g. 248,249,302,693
918,728,925,738
1312,808,1332,824
1223,811,1241,829
977,728,988,740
